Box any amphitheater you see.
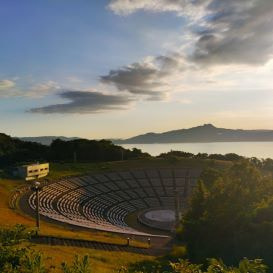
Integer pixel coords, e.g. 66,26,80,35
27,168,201,236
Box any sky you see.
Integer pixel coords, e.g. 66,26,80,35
0,0,273,139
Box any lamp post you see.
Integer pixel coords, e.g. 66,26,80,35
31,181,42,235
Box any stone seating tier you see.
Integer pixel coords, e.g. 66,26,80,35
28,169,201,236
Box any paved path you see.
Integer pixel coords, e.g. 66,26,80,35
30,235,171,256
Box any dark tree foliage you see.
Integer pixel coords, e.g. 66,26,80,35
250,158,273,175
180,161,273,269
158,151,195,158
0,133,48,166
0,133,16,155
158,151,245,161
158,151,273,175
0,133,150,167
195,153,209,159
208,153,244,161
49,139,149,162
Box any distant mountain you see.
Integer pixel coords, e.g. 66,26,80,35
19,136,79,146
114,124,273,144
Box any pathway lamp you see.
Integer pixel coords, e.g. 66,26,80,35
31,181,42,235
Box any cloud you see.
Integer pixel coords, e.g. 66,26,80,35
108,0,205,18
0,80,16,97
108,0,179,15
179,98,192,104
0,80,15,90
66,76,83,83
13,0,273,116
28,91,133,114
108,0,273,66
0,80,21,97
102,0,273,112
100,54,186,101
0,80,60,98
26,81,60,97
191,0,273,65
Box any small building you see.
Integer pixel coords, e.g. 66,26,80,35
14,163,49,181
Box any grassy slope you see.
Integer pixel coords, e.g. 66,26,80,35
48,157,230,180
22,243,153,273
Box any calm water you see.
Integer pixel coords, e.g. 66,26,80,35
121,142,273,159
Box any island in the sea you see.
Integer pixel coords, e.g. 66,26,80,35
113,124,273,144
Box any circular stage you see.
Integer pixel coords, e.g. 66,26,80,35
145,210,175,222
138,209,176,231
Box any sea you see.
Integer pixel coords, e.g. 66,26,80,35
120,142,273,159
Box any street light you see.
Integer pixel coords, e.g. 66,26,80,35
31,181,42,235
147,237,151,246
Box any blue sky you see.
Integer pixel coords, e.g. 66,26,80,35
1,0,273,138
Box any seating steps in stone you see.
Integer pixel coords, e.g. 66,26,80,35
28,168,201,236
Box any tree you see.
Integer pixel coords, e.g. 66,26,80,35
181,161,273,268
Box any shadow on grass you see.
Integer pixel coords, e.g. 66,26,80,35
124,256,173,273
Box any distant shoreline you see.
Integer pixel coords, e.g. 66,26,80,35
120,142,273,159
115,140,273,144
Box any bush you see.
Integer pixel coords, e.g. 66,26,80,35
0,247,49,273
0,224,31,246
61,255,91,273
170,246,187,258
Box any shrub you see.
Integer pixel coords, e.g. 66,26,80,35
61,255,91,273
0,224,31,246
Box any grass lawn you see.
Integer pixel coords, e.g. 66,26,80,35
48,157,230,180
22,243,155,273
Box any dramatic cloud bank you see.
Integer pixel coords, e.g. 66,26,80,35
191,0,273,65
28,0,273,114
109,0,273,65
28,91,133,114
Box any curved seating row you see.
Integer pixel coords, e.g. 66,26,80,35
28,168,201,235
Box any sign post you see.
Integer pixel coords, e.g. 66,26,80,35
20,163,50,235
